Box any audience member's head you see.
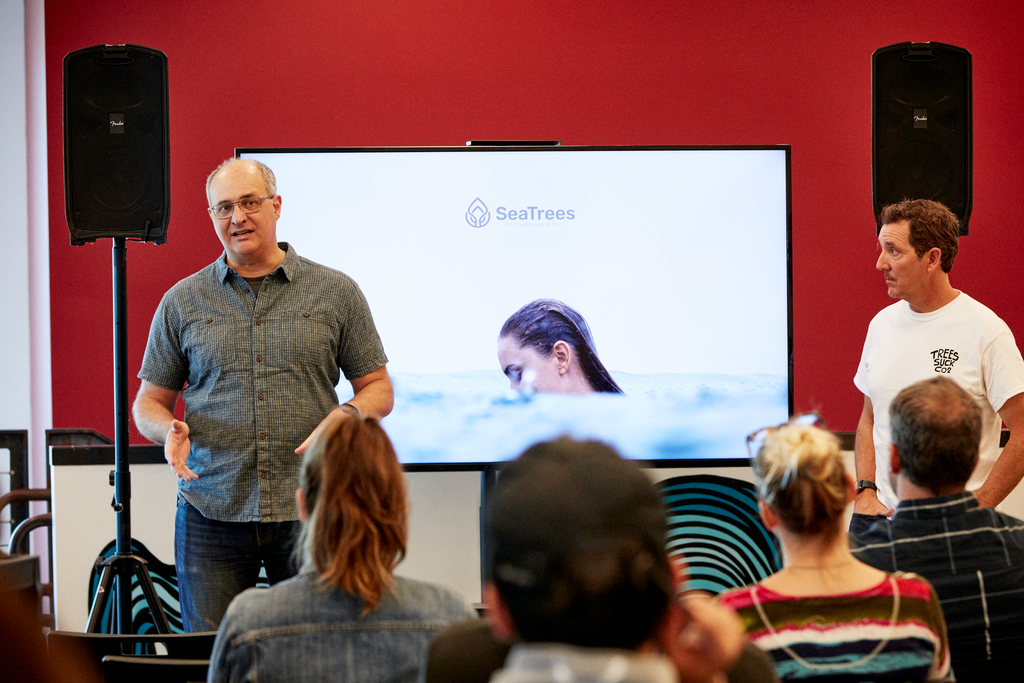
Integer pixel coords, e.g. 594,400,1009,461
484,437,672,649
889,376,981,495
297,412,407,612
879,198,960,273
750,419,848,539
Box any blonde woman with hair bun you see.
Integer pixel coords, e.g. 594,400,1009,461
718,416,952,682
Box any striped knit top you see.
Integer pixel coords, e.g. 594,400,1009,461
718,572,952,682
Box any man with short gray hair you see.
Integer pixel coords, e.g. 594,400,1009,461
133,158,393,630
851,376,1024,681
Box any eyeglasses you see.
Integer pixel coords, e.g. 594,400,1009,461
745,413,823,458
208,196,274,220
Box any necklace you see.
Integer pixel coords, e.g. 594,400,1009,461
749,575,900,672
785,559,856,570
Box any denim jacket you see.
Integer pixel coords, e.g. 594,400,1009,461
208,571,473,683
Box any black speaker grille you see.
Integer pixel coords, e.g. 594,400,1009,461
87,148,153,214
885,140,955,208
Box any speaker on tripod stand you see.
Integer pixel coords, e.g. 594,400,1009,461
872,41,972,234
63,43,172,635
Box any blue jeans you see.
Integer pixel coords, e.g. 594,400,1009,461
175,498,301,632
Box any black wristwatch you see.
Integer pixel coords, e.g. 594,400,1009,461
856,480,878,494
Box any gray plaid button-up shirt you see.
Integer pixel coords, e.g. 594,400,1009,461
851,492,1024,664
139,243,387,522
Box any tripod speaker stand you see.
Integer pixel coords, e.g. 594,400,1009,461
64,44,172,634
84,239,172,635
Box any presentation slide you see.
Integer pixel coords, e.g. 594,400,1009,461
240,147,791,466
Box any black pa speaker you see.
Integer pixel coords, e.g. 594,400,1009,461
872,41,972,234
63,44,169,245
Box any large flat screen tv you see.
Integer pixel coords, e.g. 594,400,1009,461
237,146,792,469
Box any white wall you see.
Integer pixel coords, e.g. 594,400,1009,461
25,0,52,492
0,0,31,553
50,459,760,630
0,0,52,579
50,462,485,630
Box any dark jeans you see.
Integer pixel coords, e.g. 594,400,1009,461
175,498,301,632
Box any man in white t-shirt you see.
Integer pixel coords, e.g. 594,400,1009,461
854,198,1024,515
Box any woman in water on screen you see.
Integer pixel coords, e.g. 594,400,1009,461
497,299,623,394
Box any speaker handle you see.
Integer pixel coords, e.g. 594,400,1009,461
96,44,135,65
903,43,939,62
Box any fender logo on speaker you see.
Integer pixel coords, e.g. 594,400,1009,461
913,108,928,129
109,113,125,134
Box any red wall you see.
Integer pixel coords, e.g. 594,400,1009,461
45,0,1024,440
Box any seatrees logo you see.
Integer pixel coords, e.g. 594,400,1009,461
466,198,490,227
465,197,576,228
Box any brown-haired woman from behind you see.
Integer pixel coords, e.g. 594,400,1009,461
208,412,473,683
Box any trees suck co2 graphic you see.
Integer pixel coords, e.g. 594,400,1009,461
932,348,959,374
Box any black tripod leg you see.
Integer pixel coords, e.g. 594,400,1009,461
133,556,172,633
86,561,115,633
115,558,134,634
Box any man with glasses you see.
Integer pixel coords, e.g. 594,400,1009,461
133,158,393,631
853,198,1024,517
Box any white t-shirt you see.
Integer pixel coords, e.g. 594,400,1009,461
854,292,1024,509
